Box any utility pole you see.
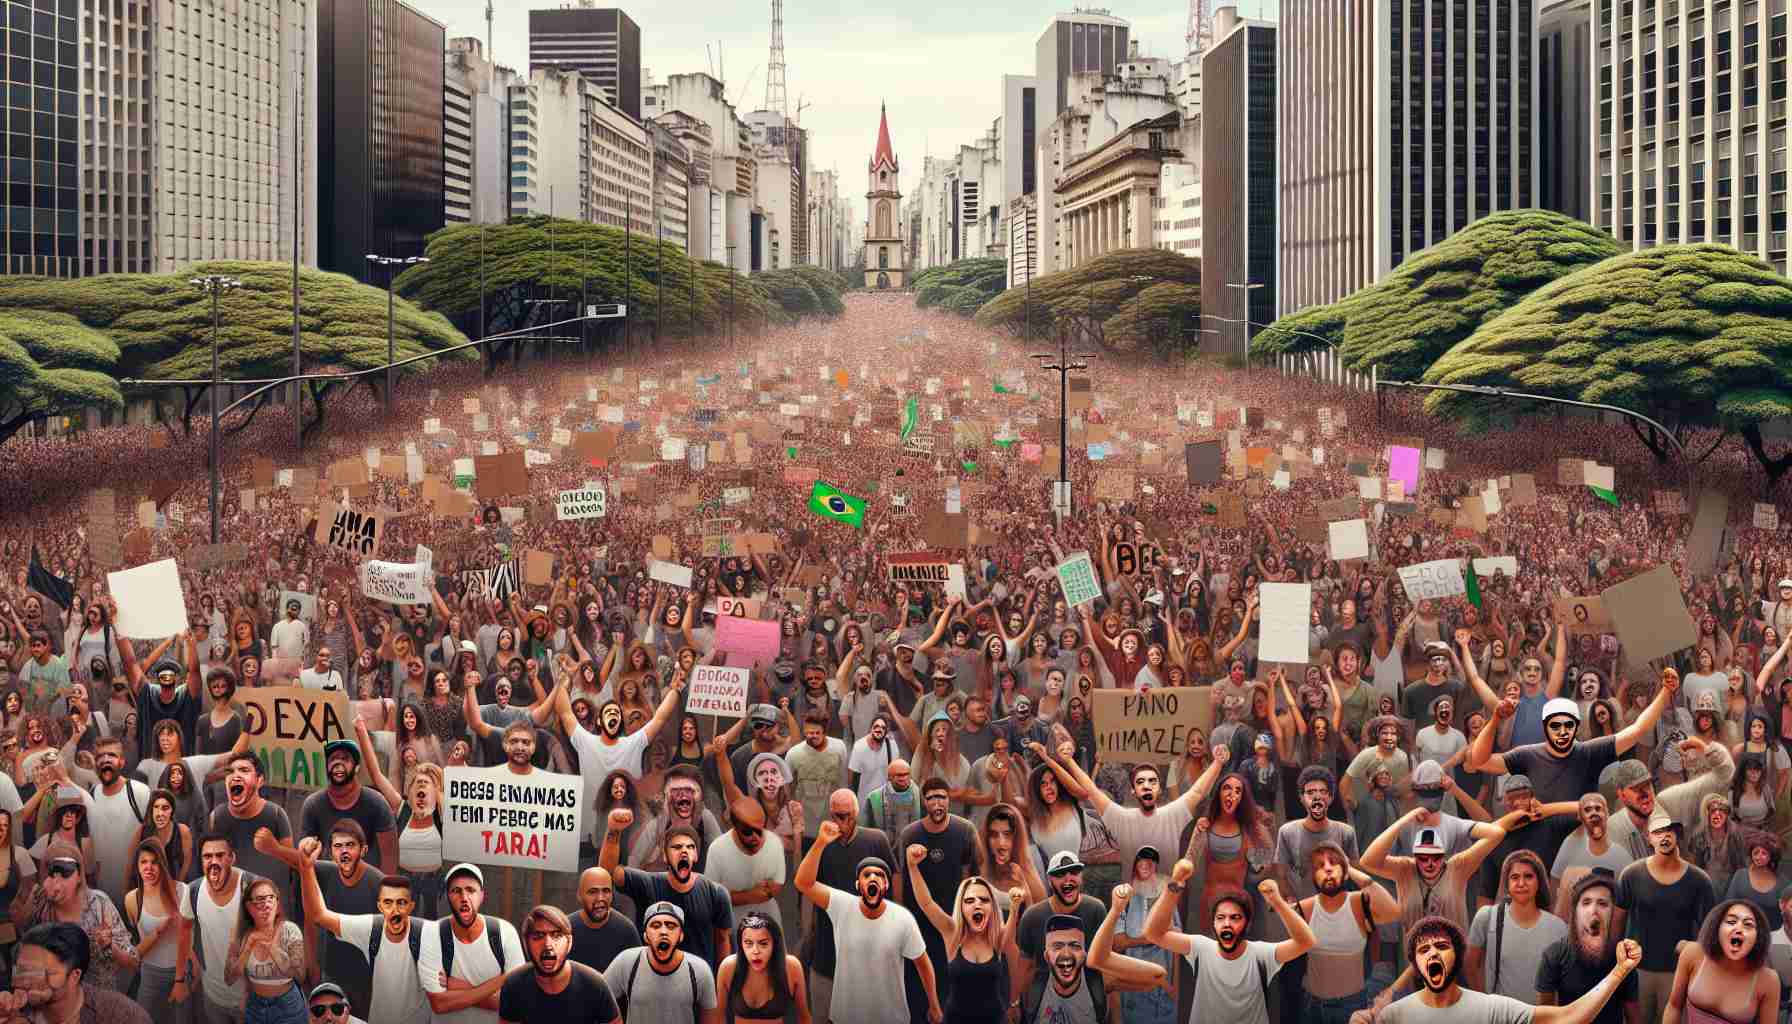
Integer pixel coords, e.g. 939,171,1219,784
365,254,429,414
1030,332,1087,523
726,244,737,346
191,274,242,544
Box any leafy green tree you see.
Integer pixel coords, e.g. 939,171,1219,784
913,257,1007,316
1256,211,1621,379
975,248,1201,355
1104,282,1205,357
0,310,124,444
1422,243,1792,481
1253,303,1347,367
0,260,470,440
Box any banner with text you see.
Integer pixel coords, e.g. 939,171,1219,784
443,766,582,872
1092,687,1212,764
235,686,364,790
556,486,607,521
686,664,750,717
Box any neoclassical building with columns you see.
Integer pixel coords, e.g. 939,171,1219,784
1056,111,1183,269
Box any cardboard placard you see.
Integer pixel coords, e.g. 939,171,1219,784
556,486,607,521
1555,596,1612,633
1601,565,1697,663
1057,552,1101,609
1397,559,1467,601
473,452,528,499
1258,582,1311,663
234,686,361,790
106,559,188,638
685,665,750,718
1091,687,1212,764
1328,519,1370,561
313,502,386,558
715,615,782,666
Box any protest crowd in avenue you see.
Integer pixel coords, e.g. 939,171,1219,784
0,289,1783,1024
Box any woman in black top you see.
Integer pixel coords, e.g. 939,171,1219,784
715,912,809,1023
904,847,1019,1024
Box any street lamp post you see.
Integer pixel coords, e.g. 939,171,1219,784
366,254,429,415
1030,335,1089,523
190,274,242,544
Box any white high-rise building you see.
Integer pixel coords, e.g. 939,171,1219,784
647,72,759,272
445,38,515,226
507,67,652,229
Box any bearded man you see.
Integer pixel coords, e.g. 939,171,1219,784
1380,915,1638,1024
1537,872,1641,1024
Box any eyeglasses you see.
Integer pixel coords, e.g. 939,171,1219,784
249,894,278,905
309,1003,349,1018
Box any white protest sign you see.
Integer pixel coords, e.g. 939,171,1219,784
1398,559,1468,601
442,766,582,872
556,486,607,521
551,427,572,446
1425,448,1446,470
1328,519,1370,560
1357,477,1383,500
424,418,441,434
649,559,694,589
1258,582,1311,663
107,559,189,638
686,664,750,717
1757,503,1780,530
1482,483,1502,515
946,564,968,602
662,438,687,461
359,555,433,606
1057,551,1102,609
723,487,751,506
1472,556,1519,578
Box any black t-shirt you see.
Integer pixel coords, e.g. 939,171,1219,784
1400,679,1464,729
194,709,242,758
314,861,384,1012
1616,860,1716,972
1502,736,1621,806
897,816,979,917
809,826,896,978
1016,894,1107,973
300,786,397,869
1535,938,1638,1024
209,803,294,912
616,868,734,968
570,910,641,973
498,962,620,1023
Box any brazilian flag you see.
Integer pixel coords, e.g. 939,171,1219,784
808,481,867,528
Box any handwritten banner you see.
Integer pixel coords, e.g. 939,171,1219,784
556,486,607,521
442,766,582,872
235,687,362,790
1091,688,1212,764
686,665,750,718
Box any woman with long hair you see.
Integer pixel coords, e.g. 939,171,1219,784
716,911,810,1024
1024,757,1089,861
390,702,442,793
976,803,1046,916
224,876,309,1023
912,713,971,813
154,759,210,842
132,789,193,883
359,718,443,917
1725,831,1785,930
1734,713,1791,801
902,851,1021,1024
1662,899,1781,1024
1732,753,1777,831
1190,771,1270,932
124,837,183,1019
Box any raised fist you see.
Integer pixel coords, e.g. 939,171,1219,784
1258,878,1281,902
907,843,928,867
817,820,842,845
1495,697,1518,721
1111,883,1133,908
608,808,634,831
1614,939,1641,973
1171,859,1195,885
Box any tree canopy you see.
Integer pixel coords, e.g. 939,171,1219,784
1254,210,1622,379
914,258,1008,317
974,248,1202,356
0,260,470,440
1254,302,1347,360
0,310,124,443
1421,243,1792,478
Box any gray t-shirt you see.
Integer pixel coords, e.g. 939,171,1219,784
1272,819,1360,900
1467,905,1569,1003
1183,936,1282,1024
1379,987,1535,1024
601,948,717,1024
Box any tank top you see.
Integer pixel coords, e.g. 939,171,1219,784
946,949,1008,1021
399,820,443,872
137,901,179,969
729,977,795,1022
1208,828,1244,863
1305,894,1367,999
0,850,22,924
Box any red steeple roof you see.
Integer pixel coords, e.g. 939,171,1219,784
869,102,897,173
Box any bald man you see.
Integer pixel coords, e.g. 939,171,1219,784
808,789,899,1020
707,797,786,926
863,758,921,838
567,865,639,972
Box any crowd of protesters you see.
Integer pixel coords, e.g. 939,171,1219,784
0,291,1781,1024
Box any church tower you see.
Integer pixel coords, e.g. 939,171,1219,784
863,102,906,289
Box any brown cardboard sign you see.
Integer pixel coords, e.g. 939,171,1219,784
1601,565,1696,663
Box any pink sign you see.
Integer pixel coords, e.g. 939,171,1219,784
1020,443,1043,463
1388,445,1421,497
715,615,782,667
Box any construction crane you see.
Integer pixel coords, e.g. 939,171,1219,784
793,95,811,125
732,65,760,110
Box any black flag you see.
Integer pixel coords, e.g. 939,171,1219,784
28,545,73,611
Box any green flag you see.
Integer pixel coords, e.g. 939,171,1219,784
1464,560,1482,609
962,460,979,474
1589,485,1619,507
993,438,1017,450
993,382,1014,395
900,397,919,441
807,481,867,528
786,446,798,459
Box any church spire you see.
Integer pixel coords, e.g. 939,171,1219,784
870,101,897,174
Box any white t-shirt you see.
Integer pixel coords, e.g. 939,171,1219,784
336,914,431,1024
86,779,151,903
570,727,652,845
848,736,897,800
821,885,925,1024
1183,936,1283,1024
417,915,526,1024
179,871,247,1008
704,831,786,926
299,667,344,692
0,771,23,814
270,618,310,661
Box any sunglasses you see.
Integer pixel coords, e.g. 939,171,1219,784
309,1003,348,1018
46,861,79,879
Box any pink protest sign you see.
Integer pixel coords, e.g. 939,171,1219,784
715,615,782,667
1388,446,1421,497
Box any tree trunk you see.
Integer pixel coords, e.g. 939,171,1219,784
1742,423,1792,489
224,389,273,437
0,408,36,446
1627,419,1673,463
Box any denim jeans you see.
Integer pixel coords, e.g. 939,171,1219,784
244,984,306,1024
1304,988,1369,1024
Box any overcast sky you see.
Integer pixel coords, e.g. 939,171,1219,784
422,1,1278,221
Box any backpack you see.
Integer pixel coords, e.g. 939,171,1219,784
1489,902,1507,993
617,949,701,1024
1021,966,1108,1024
367,916,422,965
186,873,249,966
438,916,506,979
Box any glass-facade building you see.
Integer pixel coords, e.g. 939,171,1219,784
1202,19,1278,356
3,0,92,276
